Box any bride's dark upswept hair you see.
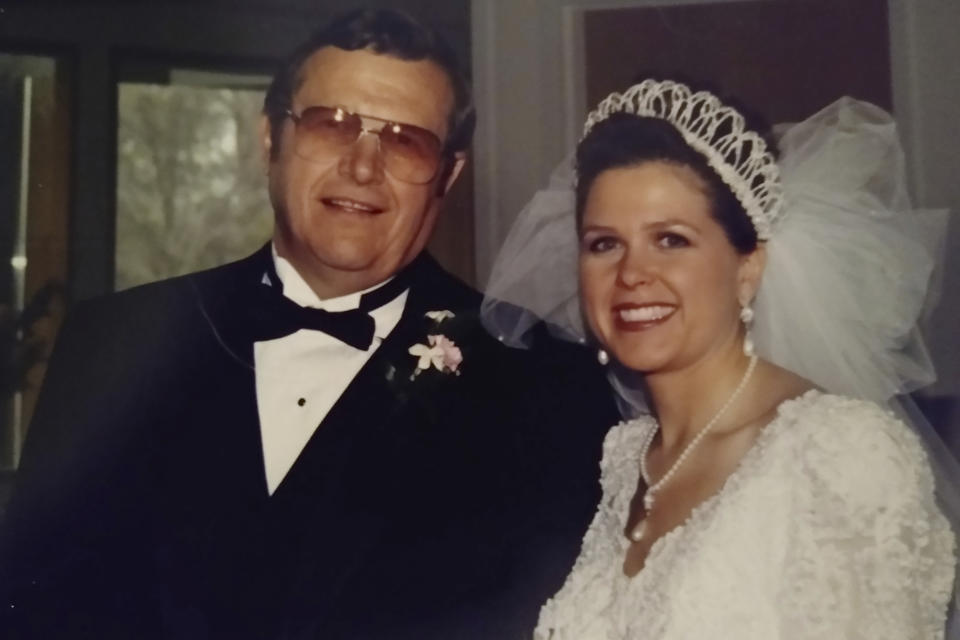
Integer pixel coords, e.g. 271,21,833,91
575,109,771,255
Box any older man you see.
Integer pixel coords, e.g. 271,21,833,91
0,9,617,639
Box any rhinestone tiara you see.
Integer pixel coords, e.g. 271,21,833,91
582,79,784,239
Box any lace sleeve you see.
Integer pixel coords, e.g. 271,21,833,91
778,395,955,640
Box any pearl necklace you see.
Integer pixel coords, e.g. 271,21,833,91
630,355,758,542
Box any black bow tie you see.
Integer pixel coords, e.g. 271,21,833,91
251,264,410,351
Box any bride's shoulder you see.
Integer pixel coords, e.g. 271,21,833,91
776,391,936,507
753,360,919,460
778,390,913,444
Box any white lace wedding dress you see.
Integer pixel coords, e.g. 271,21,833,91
535,391,956,639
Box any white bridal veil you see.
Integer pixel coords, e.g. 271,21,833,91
483,98,945,405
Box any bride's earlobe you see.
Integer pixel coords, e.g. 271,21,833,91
738,244,767,293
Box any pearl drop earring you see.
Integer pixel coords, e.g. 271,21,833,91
597,349,610,365
740,303,755,357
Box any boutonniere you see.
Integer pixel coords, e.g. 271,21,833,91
384,308,482,420
407,311,463,379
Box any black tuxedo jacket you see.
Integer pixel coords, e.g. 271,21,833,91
0,247,619,639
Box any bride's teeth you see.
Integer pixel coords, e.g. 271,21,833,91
619,306,673,322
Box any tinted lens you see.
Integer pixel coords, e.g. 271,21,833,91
295,106,362,157
291,106,444,184
378,123,443,184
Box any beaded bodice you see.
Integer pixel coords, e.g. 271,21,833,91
535,391,955,640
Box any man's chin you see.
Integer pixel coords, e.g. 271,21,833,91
315,250,382,273
302,248,403,287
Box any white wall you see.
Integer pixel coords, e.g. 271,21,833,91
889,0,960,407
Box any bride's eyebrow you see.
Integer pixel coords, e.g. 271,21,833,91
578,224,619,239
647,219,701,235
580,223,615,232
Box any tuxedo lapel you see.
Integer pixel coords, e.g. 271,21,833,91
263,336,410,635
268,256,477,636
267,257,435,499
267,313,414,503
270,252,472,499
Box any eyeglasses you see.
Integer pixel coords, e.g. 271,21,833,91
284,105,446,184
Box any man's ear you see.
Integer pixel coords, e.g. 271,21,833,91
737,243,767,305
435,151,467,197
259,114,274,173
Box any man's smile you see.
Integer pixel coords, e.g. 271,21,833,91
320,196,385,214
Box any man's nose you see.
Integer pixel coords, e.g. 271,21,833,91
617,247,657,288
338,131,385,184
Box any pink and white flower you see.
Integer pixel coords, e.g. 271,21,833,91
408,334,463,375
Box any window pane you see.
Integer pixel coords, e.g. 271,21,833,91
115,72,271,290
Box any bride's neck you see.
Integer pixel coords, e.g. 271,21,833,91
645,346,754,449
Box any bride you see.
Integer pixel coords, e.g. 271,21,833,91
483,80,957,638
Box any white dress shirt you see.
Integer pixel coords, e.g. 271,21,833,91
254,248,407,494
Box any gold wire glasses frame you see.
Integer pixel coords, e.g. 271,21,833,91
284,105,446,184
